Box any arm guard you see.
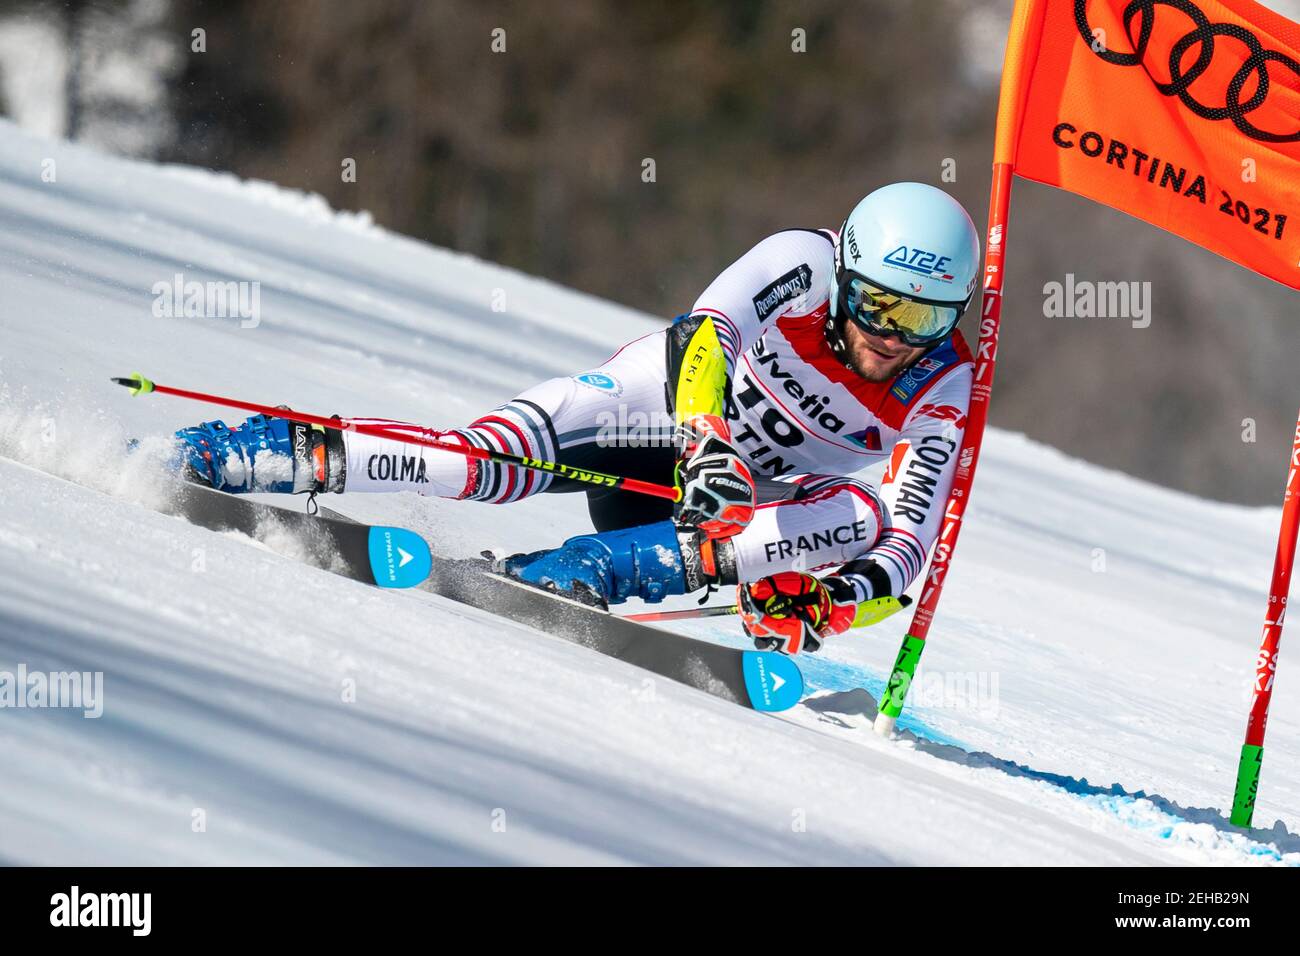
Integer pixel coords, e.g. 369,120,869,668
666,313,730,433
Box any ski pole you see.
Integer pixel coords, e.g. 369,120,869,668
111,373,682,502
1230,408,1300,828
624,594,911,626
624,605,740,623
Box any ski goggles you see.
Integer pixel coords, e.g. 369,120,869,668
838,274,966,347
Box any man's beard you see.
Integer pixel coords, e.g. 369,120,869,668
847,347,911,383
830,315,916,383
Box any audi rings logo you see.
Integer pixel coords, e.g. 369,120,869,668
1074,0,1300,142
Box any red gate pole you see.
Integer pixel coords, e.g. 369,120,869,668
872,163,1013,735
870,0,1048,735
1230,410,1300,827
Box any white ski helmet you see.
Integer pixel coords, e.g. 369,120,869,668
831,182,981,347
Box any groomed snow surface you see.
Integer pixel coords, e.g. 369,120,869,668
0,120,1295,865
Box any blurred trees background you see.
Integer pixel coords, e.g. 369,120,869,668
2,0,1298,503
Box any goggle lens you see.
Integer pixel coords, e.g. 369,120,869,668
842,276,962,346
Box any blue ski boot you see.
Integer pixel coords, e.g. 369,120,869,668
172,414,344,494
499,520,736,606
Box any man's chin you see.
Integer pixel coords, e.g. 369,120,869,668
850,353,906,382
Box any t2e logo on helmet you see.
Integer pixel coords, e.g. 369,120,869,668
883,246,954,283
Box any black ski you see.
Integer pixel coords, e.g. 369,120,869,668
165,486,802,712
162,482,432,588
409,552,804,712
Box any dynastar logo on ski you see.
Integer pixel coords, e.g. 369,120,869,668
368,527,432,588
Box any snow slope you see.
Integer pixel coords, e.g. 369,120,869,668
0,119,1295,865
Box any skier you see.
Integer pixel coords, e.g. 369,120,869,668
171,182,980,655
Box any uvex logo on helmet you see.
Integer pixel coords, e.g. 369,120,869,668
1074,0,1300,143
882,246,955,283
846,225,862,264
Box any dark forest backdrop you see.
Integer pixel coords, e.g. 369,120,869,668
1,0,1298,503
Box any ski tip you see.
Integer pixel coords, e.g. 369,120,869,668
742,651,804,712
367,526,433,588
111,373,154,396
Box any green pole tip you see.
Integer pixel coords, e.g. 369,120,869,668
1230,743,1263,828
877,633,926,720
111,374,154,396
